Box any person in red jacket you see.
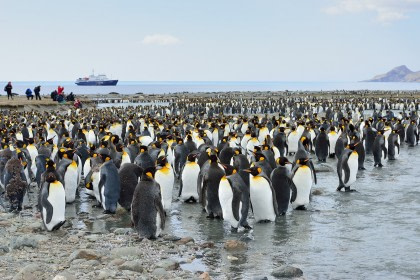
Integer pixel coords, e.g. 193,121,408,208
57,85,64,95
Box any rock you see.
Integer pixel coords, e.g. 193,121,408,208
152,268,169,277
68,235,79,243
85,234,100,242
110,247,141,258
10,236,38,250
96,270,115,280
200,241,215,249
113,228,133,235
199,272,211,280
176,237,195,245
227,255,239,261
109,258,125,267
119,260,144,272
0,245,9,256
156,259,180,270
13,264,44,280
0,220,11,227
52,272,76,280
27,221,43,232
69,249,101,261
163,234,181,242
312,189,323,196
271,265,303,278
223,240,247,251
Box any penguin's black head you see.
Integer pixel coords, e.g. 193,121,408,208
244,166,262,177
46,172,58,183
221,164,236,176
187,135,193,141
111,135,120,145
209,153,218,163
187,153,197,162
139,145,148,153
320,127,325,132
277,157,292,167
142,166,156,180
45,158,56,171
115,143,124,152
254,152,265,162
296,158,309,166
233,148,241,156
156,156,168,167
66,149,75,160
347,143,357,151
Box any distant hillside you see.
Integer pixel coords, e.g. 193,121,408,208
364,65,420,82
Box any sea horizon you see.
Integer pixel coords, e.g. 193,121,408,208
2,80,420,95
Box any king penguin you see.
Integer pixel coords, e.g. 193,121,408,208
56,149,79,203
373,130,387,167
98,152,121,214
118,163,143,211
337,144,359,192
179,153,200,203
39,168,66,231
291,158,315,210
131,167,166,239
270,157,294,215
245,166,278,222
155,155,175,212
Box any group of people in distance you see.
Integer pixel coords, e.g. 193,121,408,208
3,82,82,108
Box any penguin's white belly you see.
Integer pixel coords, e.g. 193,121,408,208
218,179,238,228
83,158,91,178
250,177,276,222
155,169,175,211
88,131,97,146
273,146,280,161
288,135,299,153
180,164,200,201
101,183,106,210
345,153,358,187
155,212,162,237
64,166,79,203
292,167,312,209
44,188,66,231
92,171,101,203
329,136,338,153
121,154,131,165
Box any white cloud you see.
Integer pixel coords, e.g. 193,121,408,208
142,34,181,46
323,0,420,23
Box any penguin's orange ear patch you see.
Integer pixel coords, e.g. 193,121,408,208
146,172,153,178
257,167,262,174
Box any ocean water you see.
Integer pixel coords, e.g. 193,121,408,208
2,81,420,95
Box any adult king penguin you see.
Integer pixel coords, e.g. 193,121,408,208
245,166,278,222
291,158,316,210
98,152,121,214
179,153,200,203
131,167,165,240
337,144,359,192
270,157,294,215
155,155,175,212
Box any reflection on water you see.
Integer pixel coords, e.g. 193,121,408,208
67,145,420,279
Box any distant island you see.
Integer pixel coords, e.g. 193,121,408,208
363,65,420,82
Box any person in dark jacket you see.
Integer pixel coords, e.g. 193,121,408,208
4,82,13,100
34,85,41,100
51,90,58,101
25,88,34,100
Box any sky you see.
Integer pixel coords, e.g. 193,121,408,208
0,0,419,82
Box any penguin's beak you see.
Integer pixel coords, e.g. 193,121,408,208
243,169,251,173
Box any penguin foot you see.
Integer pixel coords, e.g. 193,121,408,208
344,187,356,192
295,205,307,210
242,224,253,230
206,213,214,219
103,210,115,214
336,186,344,192
377,163,383,167
358,167,366,170
231,226,238,233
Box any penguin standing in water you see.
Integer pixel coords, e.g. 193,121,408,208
245,166,278,222
98,152,121,214
174,138,188,178
337,144,359,192
315,127,329,162
118,163,143,211
406,120,419,147
270,157,294,215
200,153,225,218
373,131,387,167
131,167,165,240
291,158,316,210
39,165,66,231
363,122,377,154
388,130,400,160
179,153,200,203
351,136,366,170
218,164,251,231
155,155,174,212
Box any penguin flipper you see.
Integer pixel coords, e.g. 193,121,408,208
290,180,297,203
178,178,183,197
228,178,241,222
309,160,317,185
155,196,166,230
41,182,53,224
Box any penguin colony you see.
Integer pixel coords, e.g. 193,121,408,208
0,94,419,238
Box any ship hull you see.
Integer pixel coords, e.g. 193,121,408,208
75,80,118,86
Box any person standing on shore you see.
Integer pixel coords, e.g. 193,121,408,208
34,85,41,100
4,82,13,100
